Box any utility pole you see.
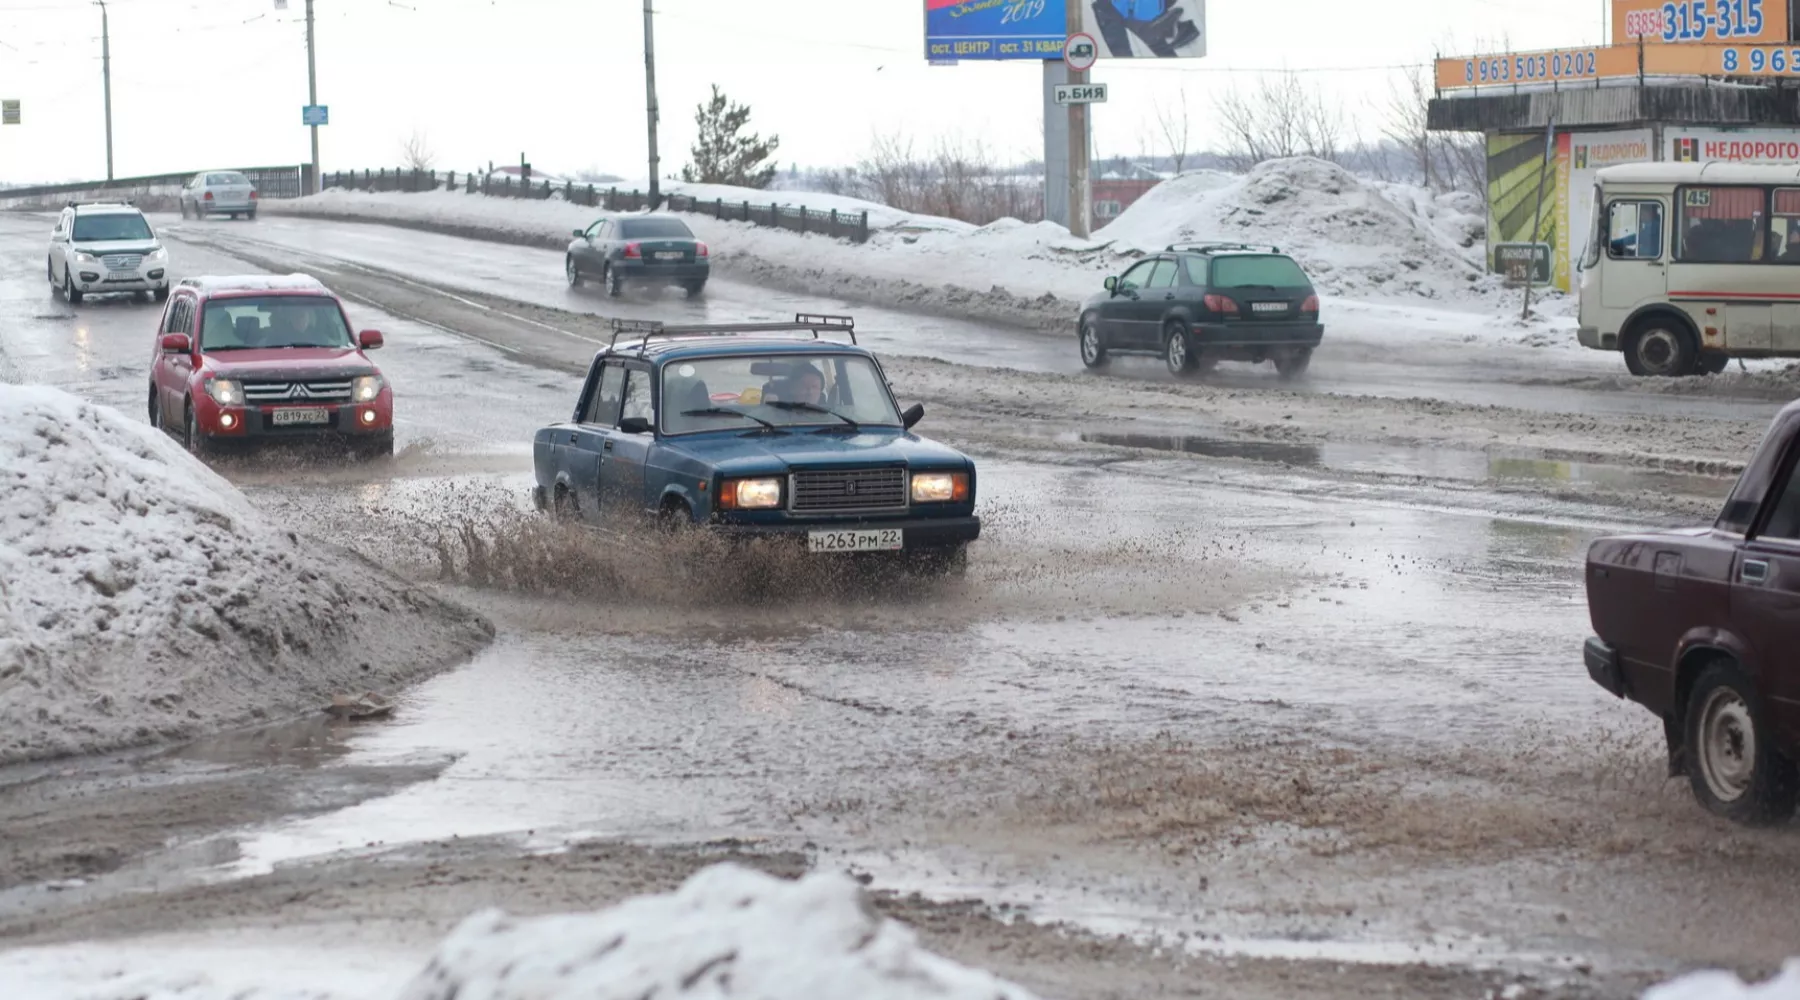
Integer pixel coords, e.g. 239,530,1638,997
1065,0,1090,239
306,0,320,194
96,0,112,181
643,0,661,208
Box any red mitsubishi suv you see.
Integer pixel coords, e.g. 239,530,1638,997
147,274,394,458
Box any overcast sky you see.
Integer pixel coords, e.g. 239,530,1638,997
0,0,1602,185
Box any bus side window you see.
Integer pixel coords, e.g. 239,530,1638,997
1607,201,1662,260
1772,188,1800,263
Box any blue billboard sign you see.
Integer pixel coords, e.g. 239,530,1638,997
925,0,1067,61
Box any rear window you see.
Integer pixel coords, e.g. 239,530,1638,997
1199,254,1312,289
619,217,694,239
207,172,249,185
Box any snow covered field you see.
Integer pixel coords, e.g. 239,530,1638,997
0,386,492,764
268,158,1577,352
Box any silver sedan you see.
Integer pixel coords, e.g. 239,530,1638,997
179,170,258,220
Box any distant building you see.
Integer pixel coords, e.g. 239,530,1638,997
1092,177,1161,229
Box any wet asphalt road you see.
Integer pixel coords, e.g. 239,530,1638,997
4,208,1800,995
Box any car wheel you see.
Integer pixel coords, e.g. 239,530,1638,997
1686,661,1799,824
1164,322,1196,376
154,286,169,303
684,280,706,299
185,401,213,457
550,485,578,520
1079,317,1109,368
605,265,624,298
566,255,583,287
1274,347,1313,380
356,433,395,461
246,210,257,221
179,200,189,220
147,385,161,429
1624,320,1697,377
64,272,82,306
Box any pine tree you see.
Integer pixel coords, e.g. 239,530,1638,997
681,85,780,189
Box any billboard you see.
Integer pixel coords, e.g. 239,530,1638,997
1562,130,1654,290
1439,41,1800,90
924,0,1067,61
1487,132,1560,288
1080,0,1206,58
1612,0,1790,46
1666,126,1800,163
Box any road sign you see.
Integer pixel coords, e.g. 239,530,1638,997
1,100,17,125
302,104,328,126
1064,33,1098,71
1053,83,1108,105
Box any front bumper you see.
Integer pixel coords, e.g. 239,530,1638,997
73,266,167,292
1577,325,1615,350
614,259,710,282
1192,320,1323,347
1585,636,1626,698
195,397,394,442
713,514,980,551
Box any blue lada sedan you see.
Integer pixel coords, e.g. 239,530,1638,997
531,314,980,573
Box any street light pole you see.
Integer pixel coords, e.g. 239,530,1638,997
643,0,660,209
305,0,320,194
96,0,112,181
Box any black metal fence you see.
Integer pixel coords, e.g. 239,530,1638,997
321,168,871,244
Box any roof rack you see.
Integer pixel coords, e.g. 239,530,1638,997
68,199,135,209
1165,242,1281,254
606,312,857,351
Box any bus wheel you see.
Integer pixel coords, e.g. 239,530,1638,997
1624,321,1697,377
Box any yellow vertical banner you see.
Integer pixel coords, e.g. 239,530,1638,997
1554,131,1571,291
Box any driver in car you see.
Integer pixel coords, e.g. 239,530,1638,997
269,306,320,346
778,363,826,406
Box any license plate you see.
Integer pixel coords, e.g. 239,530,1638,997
270,407,329,426
807,528,903,553
1251,302,1288,313
655,251,684,260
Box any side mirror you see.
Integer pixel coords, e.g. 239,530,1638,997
901,402,924,430
1103,275,1117,293
573,228,586,238
358,329,384,350
160,333,191,354
617,416,652,435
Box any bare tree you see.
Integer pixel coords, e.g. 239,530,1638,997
1153,86,1192,174
847,130,1042,225
400,129,436,172
1214,71,1342,172
1382,62,1484,194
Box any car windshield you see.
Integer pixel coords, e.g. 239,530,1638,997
71,213,152,242
200,295,353,352
1202,254,1311,288
620,217,694,239
661,353,901,434
207,172,249,185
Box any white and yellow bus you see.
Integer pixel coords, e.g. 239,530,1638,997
1577,162,1800,377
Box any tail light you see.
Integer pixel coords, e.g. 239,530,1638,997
623,242,642,258
1202,293,1239,315
1302,294,1319,313
695,241,708,257
249,190,259,200
203,191,213,200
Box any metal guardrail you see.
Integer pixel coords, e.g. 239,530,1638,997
0,165,308,204
321,168,872,244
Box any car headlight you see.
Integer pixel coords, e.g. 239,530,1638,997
74,252,99,264
147,247,168,261
351,374,385,403
206,378,245,407
721,476,782,510
911,471,969,503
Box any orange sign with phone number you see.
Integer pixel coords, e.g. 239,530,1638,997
1612,0,1788,46
1437,41,1800,90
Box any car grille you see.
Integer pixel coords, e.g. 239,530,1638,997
789,467,907,512
102,254,142,271
243,379,354,403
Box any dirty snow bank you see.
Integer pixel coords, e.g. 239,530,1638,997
1644,960,1800,999
0,385,492,764
268,158,1568,345
397,863,1040,1000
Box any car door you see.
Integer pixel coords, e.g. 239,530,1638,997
157,294,198,418
598,365,655,519
48,212,66,280
583,220,613,271
566,362,625,521
1103,260,1158,346
1139,258,1180,339
1731,449,1800,740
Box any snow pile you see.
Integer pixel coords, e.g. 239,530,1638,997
1091,158,1491,301
395,863,1041,1000
0,385,492,763
1645,961,1800,1000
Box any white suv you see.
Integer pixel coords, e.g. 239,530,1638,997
48,202,171,305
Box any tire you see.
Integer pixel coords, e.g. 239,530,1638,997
684,280,706,299
550,485,578,521
1624,319,1698,377
1699,352,1730,375
1685,661,1799,824
47,257,57,291
147,385,161,429
566,255,583,287
1275,347,1313,380
658,500,694,534
605,265,624,298
1079,317,1109,369
64,271,82,306
355,433,395,460
1164,322,1196,376
246,210,256,221
137,290,152,304
228,212,239,221
154,286,169,303
184,401,213,457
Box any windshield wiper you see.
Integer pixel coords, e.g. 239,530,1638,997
764,400,859,431
680,406,779,431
